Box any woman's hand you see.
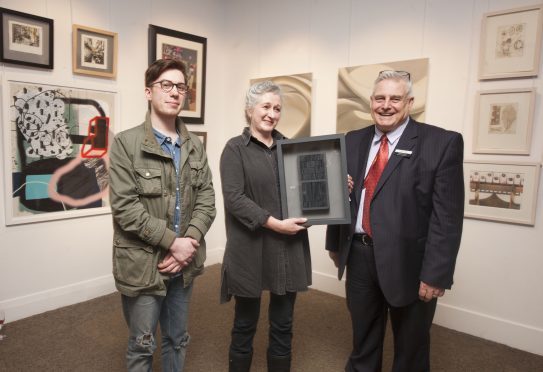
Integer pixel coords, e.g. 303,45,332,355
347,174,354,194
264,216,307,235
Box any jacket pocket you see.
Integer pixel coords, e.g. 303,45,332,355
135,168,162,195
113,238,156,287
189,161,204,188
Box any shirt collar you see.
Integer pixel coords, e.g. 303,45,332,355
241,126,285,147
152,128,180,147
373,116,410,145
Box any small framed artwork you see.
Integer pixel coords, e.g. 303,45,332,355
277,134,350,226
479,4,543,79
464,160,540,226
149,24,206,124
72,24,117,78
191,131,207,150
0,7,53,69
473,88,535,155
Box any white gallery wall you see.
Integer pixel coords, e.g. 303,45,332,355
0,0,228,320
0,0,542,357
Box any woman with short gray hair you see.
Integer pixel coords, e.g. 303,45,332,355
220,81,312,372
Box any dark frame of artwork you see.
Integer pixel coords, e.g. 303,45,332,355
277,134,350,226
148,24,206,124
72,24,117,78
0,7,54,69
190,131,207,150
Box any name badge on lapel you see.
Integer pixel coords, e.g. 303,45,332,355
394,149,412,158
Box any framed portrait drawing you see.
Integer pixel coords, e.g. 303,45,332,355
190,131,207,150
277,134,350,226
72,24,117,78
479,5,543,79
0,7,53,69
148,24,207,124
464,160,540,226
3,77,117,225
473,88,535,155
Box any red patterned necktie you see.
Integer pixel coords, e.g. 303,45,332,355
362,135,389,237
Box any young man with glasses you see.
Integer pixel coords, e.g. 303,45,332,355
109,58,216,371
326,70,464,371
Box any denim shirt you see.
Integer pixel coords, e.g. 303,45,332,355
153,128,181,235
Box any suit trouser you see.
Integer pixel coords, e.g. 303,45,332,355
345,240,437,372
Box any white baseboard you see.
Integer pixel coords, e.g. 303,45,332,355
1,248,225,323
434,302,543,356
310,270,346,297
311,270,543,356
1,274,116,323
4,256,541,357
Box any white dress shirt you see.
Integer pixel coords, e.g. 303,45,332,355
355,118,410,234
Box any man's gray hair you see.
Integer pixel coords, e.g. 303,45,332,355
245,80,282,123
373,70,413,97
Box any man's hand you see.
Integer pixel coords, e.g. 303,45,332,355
264,216,307,235
347,174,354,194
418,281,445,302
169,237,199,265
329,251,339,268
158,253,183,274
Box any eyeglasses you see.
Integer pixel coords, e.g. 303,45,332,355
149,80,189,94
378,70,411,81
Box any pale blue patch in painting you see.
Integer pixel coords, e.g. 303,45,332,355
25,175,54,200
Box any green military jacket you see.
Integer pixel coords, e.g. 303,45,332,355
109,112,216,296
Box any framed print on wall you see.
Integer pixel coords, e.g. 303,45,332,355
72,24,117,78
479,4,543,79
473,88,535,155
3,78,117,225
190,131,207,150
464,160,540,226
0,7,53,69
148,24,206,124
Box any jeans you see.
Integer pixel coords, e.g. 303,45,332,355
121,275,193,372
230,292,297,357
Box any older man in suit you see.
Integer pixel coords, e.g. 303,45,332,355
326,70,464,372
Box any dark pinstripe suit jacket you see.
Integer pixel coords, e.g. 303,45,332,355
326,118,464,307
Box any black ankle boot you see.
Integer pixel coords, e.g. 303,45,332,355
229,351,253,372
267,353,291,372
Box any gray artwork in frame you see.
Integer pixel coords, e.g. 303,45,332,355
277,134,350,226
0,7,53,69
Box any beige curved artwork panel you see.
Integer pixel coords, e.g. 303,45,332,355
251,73,312,139
336,58,428,133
